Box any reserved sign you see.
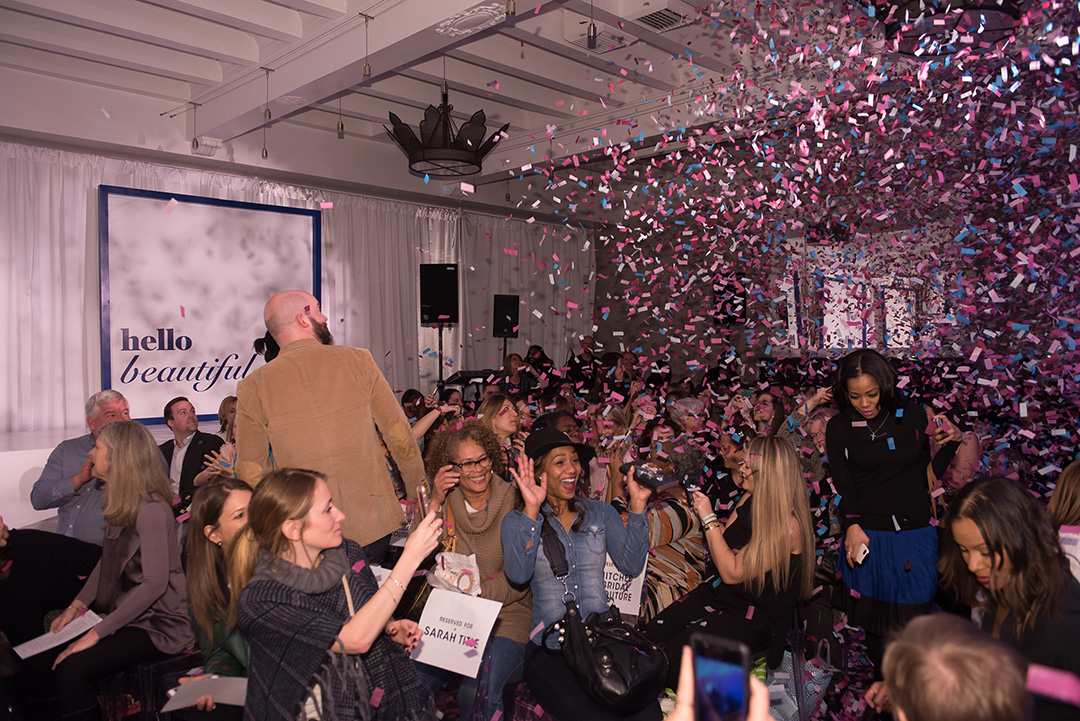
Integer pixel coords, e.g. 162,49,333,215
411,588,501,678
604,554,646,616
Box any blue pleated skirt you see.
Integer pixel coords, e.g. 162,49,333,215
840,526,938,634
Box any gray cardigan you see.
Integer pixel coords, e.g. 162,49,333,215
75,498,196,654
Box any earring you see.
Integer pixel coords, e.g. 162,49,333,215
216,541,223,547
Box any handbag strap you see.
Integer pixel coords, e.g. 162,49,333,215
540,517,569,578
342,575,356,617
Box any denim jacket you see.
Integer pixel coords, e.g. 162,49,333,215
501,499,649,648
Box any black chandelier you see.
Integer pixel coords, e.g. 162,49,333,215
384,81,509,177
867,0,1022,55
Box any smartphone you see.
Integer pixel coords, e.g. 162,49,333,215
691,632,750,721
417,483,430,514
856,542,870,564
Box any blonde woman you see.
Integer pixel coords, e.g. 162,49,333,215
476,394,524,469
231,468,442,720
643,436,815,686
27,421,195,721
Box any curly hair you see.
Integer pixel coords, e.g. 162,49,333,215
424,421,507,479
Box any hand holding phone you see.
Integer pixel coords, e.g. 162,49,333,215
855,542,870,565
691,632,750,721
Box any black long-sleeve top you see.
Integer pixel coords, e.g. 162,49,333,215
825,403,959,533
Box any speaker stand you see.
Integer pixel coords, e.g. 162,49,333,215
437,323,445,383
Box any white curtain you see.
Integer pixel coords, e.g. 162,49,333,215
0,140,594,433
460,213,595,375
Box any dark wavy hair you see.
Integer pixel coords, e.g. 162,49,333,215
832,348,900,417
939,476,1070,636
423,420,506,480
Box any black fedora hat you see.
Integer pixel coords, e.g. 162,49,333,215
523,427,596,465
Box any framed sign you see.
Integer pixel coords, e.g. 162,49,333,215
98,185,320,423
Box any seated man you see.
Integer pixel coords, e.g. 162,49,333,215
30,390,129,545
879,613,1029,721
158,396,224,514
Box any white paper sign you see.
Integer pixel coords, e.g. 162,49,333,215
604,554,647,617
161,676,247,712
411,588,501,678
14,611,102,659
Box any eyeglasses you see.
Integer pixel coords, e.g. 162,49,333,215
450,456,492,473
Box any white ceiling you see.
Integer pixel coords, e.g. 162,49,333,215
0,0,836,216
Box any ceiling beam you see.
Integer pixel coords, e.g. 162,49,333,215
267,0,347,19
4,0,260,65
144,0,304,43
501,25,678,93
0,41,191,101
446,41,626,108
0,8,223,85
397,67,578,120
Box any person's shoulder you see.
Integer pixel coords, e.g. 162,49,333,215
342,538,365,562
194,430,224,447
56,433,94,452
137,497,175,523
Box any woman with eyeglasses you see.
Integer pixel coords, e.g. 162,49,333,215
416,421,532,720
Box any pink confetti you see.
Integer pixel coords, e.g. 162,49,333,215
163,198,178,215
1027,664,1080,707
320,201,334,209
0,560,11,572
352,560,366,573
176,512,190,522
180,306,185,318
745,605,755,620
370,687,384,708
464,638,479,648
529,622,545,640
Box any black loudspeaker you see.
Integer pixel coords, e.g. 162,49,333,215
419,264,459,324
493,294,519,338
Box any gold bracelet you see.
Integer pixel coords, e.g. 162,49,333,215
702,520,721,533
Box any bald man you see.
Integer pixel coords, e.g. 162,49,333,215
234,291,426,563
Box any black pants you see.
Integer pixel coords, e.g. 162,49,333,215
523,643,662,721
362,533,392,567
24,626,165,718
644,583,771,689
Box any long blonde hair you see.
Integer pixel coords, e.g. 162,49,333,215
99,421,175,527
739,436,814,598
227,468,320,626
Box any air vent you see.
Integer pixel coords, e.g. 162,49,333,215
636,7,685,31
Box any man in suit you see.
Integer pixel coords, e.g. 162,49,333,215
234,290,426,565
159,396,224,513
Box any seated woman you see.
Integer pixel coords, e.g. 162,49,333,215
183,475,254,720
937,476,1080,721
498,354,539,396
476,394,524,469
217,395,238,444
26,420,195,721
415,422,532,721
232,468,443,721
644,436,814,686
501,428,658,721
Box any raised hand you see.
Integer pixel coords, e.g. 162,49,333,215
431,465,460,508
509,453,545,518
932,414,963,445
691,490,713,519
424,393,438,408
400,509,442,568
625,465,653,514
72,456,95,492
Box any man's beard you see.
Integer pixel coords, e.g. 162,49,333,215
313,319,334,346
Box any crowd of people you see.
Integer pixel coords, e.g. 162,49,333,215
2,289,1079,721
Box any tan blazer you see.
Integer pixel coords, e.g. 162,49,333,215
235,339,425,546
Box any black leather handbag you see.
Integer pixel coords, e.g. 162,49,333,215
539,520,668,714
